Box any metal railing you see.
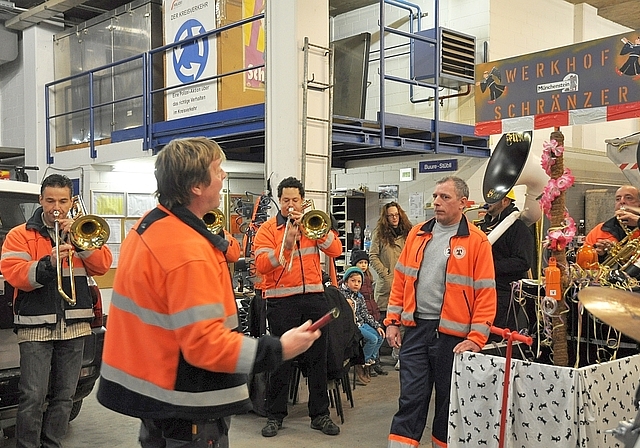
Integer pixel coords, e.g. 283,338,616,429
379,0,441,153
45,13,265,164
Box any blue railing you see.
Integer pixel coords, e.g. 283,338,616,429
45,13,265,164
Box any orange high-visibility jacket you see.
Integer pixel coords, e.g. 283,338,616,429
253,213,342,299
384,217,496,348
1,207,112,326
585,216,627,246
98,206,282,421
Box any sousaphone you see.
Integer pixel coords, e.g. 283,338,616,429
482,131,549,243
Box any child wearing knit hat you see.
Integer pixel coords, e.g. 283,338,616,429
348,251,387,377
340,266,385,385
349,250,380,322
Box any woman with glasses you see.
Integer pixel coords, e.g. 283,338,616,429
369,202,411,369
369,202,411,326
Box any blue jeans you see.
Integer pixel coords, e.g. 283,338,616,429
359,323,383,364
16,338,84,448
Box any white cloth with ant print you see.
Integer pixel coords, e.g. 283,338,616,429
450,352,640,447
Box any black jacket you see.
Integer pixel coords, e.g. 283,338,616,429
479,203,534,294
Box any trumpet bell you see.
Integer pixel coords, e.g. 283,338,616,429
69,215,111,251
203,209,226,235
301,209,331,240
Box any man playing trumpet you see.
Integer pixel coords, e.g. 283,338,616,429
585,185,640,260
253,176,343,438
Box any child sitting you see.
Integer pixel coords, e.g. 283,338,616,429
349,250,387,377
340,266,385,385
349,250,380,322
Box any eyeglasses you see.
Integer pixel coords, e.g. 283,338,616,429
387,213,399,218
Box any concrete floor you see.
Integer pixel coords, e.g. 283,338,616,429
1,355,433,448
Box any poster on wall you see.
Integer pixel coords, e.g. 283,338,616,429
163,0,218,120
378,185,398,200
408,192,424,222
243,0,265,90
378,184,399,210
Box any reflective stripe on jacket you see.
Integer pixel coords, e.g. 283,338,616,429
383,217,496,348
0,207,112,327
253,213,342,299
98,206,262,421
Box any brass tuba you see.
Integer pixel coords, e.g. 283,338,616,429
203,209,226,235
481,131,549,245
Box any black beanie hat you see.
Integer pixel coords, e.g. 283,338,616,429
350,250,369,265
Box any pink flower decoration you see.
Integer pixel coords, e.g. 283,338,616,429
541,139,566,175
541,152,555,176
544,212,576,251
543,139,565,157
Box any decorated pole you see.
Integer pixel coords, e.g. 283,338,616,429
541,130,574,367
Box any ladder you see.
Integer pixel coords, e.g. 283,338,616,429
300,36,333,214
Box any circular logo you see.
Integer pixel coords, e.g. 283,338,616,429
452,246,466,259
172,19,208,83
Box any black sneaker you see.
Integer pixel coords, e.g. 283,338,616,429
261,419,282,437
310,415,340,435
373,363,388,376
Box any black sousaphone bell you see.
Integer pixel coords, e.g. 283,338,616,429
482,131,546,227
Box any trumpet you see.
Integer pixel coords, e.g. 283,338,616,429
203,209,225,235
54,196,110,306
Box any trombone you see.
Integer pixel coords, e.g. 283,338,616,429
54,196,110,306
278,199,331,271
278,206,295,268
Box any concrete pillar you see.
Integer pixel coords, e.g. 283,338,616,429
265,0,330,209
22,24,57,184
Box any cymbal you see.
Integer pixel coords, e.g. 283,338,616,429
578,286,640,342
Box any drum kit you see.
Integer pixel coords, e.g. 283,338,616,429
578,287,640,447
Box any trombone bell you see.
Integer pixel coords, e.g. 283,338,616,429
301,209,331,240
70,215,110,251
203,209,226,235
55,195,111,306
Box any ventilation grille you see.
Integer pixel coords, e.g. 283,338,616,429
440,28,475,83
414,27,476,91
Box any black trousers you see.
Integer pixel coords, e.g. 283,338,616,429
389,319,462,446
265,293,330,421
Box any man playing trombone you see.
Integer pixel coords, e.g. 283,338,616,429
0,174,113,448
253,176,343,438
